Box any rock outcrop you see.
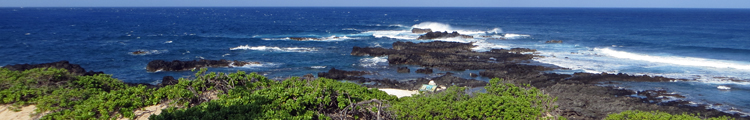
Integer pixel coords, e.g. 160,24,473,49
397,67,410,73
352,41,535,70
2,60,104,76
415,68,433,74
416,31,473,40
545,40,563,43
146,59,257,72
349,41,747,119
411,28,432,34
289,37,322,41
316,67,370,81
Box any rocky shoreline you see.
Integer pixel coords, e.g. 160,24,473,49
3,40,748,119
340,41,748,119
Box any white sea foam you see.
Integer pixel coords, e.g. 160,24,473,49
310,66,327,69
364,22,529,41
597,48,750,70
230,45,316,52
129,49,168,55
359,56,388,68
260,35,359,41
533,46,750,83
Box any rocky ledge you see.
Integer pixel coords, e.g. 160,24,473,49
2,60,104,76
346,41,747,120
352,41,535,70
411,28,432,34
146,59,258,72
416,31,473,40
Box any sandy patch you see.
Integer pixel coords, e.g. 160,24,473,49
376,88,420,98
0,104,46,120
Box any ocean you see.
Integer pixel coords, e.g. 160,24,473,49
1,7,749,115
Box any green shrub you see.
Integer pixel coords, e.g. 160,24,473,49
150,76,398,120
605,110,733,120
390,78,558,120
0,68,234,119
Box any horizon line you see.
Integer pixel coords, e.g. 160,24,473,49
1,6,749,9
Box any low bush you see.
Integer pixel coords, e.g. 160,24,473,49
390,78,559,120
150,75,398,120
605,110,733,120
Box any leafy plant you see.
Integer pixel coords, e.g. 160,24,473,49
390,78,559,120
605,110,733,120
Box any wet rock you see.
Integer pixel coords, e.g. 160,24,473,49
132,50,148,55
545,40,563,43
415,68,433,74
146,59,258,72
490,48,537,54
397,67,410,73
469,73,478,77
160,76,179,86
416,31,473,40
317,67,370,81
2,60,104,76
352,41,535,70
411,28,433,33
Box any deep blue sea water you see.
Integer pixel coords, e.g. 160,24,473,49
1,7,749,115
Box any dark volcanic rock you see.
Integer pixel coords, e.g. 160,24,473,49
350,41,748,120
469,73,478,77
352,41,535,71
146,59,257,72
417,31,473,40
545,40,563,43
490,48,537,54
160,76,179,86
397,67,410,73
132,50,147,55
415,68,433,74
317,67,370,81
2,60,104,76
411,28,432,33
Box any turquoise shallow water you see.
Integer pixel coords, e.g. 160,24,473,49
1,7,749,115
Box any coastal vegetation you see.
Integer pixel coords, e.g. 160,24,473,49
0,68,734,119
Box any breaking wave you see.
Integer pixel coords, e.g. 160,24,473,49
230,45,317,52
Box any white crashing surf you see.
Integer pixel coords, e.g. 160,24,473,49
259,35,359,41
362,22,529,41
359,56,388,68
129,49,168,55
230,45,317,52
534,46,750,83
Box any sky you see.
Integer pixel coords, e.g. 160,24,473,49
1,0,749,8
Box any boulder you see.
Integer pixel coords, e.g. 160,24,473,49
2,60,104,76
397,67,410,73
416,31,473,40
411,28,432,34
545,40,563,43
317,67,370,81
415,68,433,74
132,50,148,55
160,76,179,86
146,59,258,72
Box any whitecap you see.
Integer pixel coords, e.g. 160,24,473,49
596,48,750,70
359,56,388,68
230,45,316,52
310,66,327,69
